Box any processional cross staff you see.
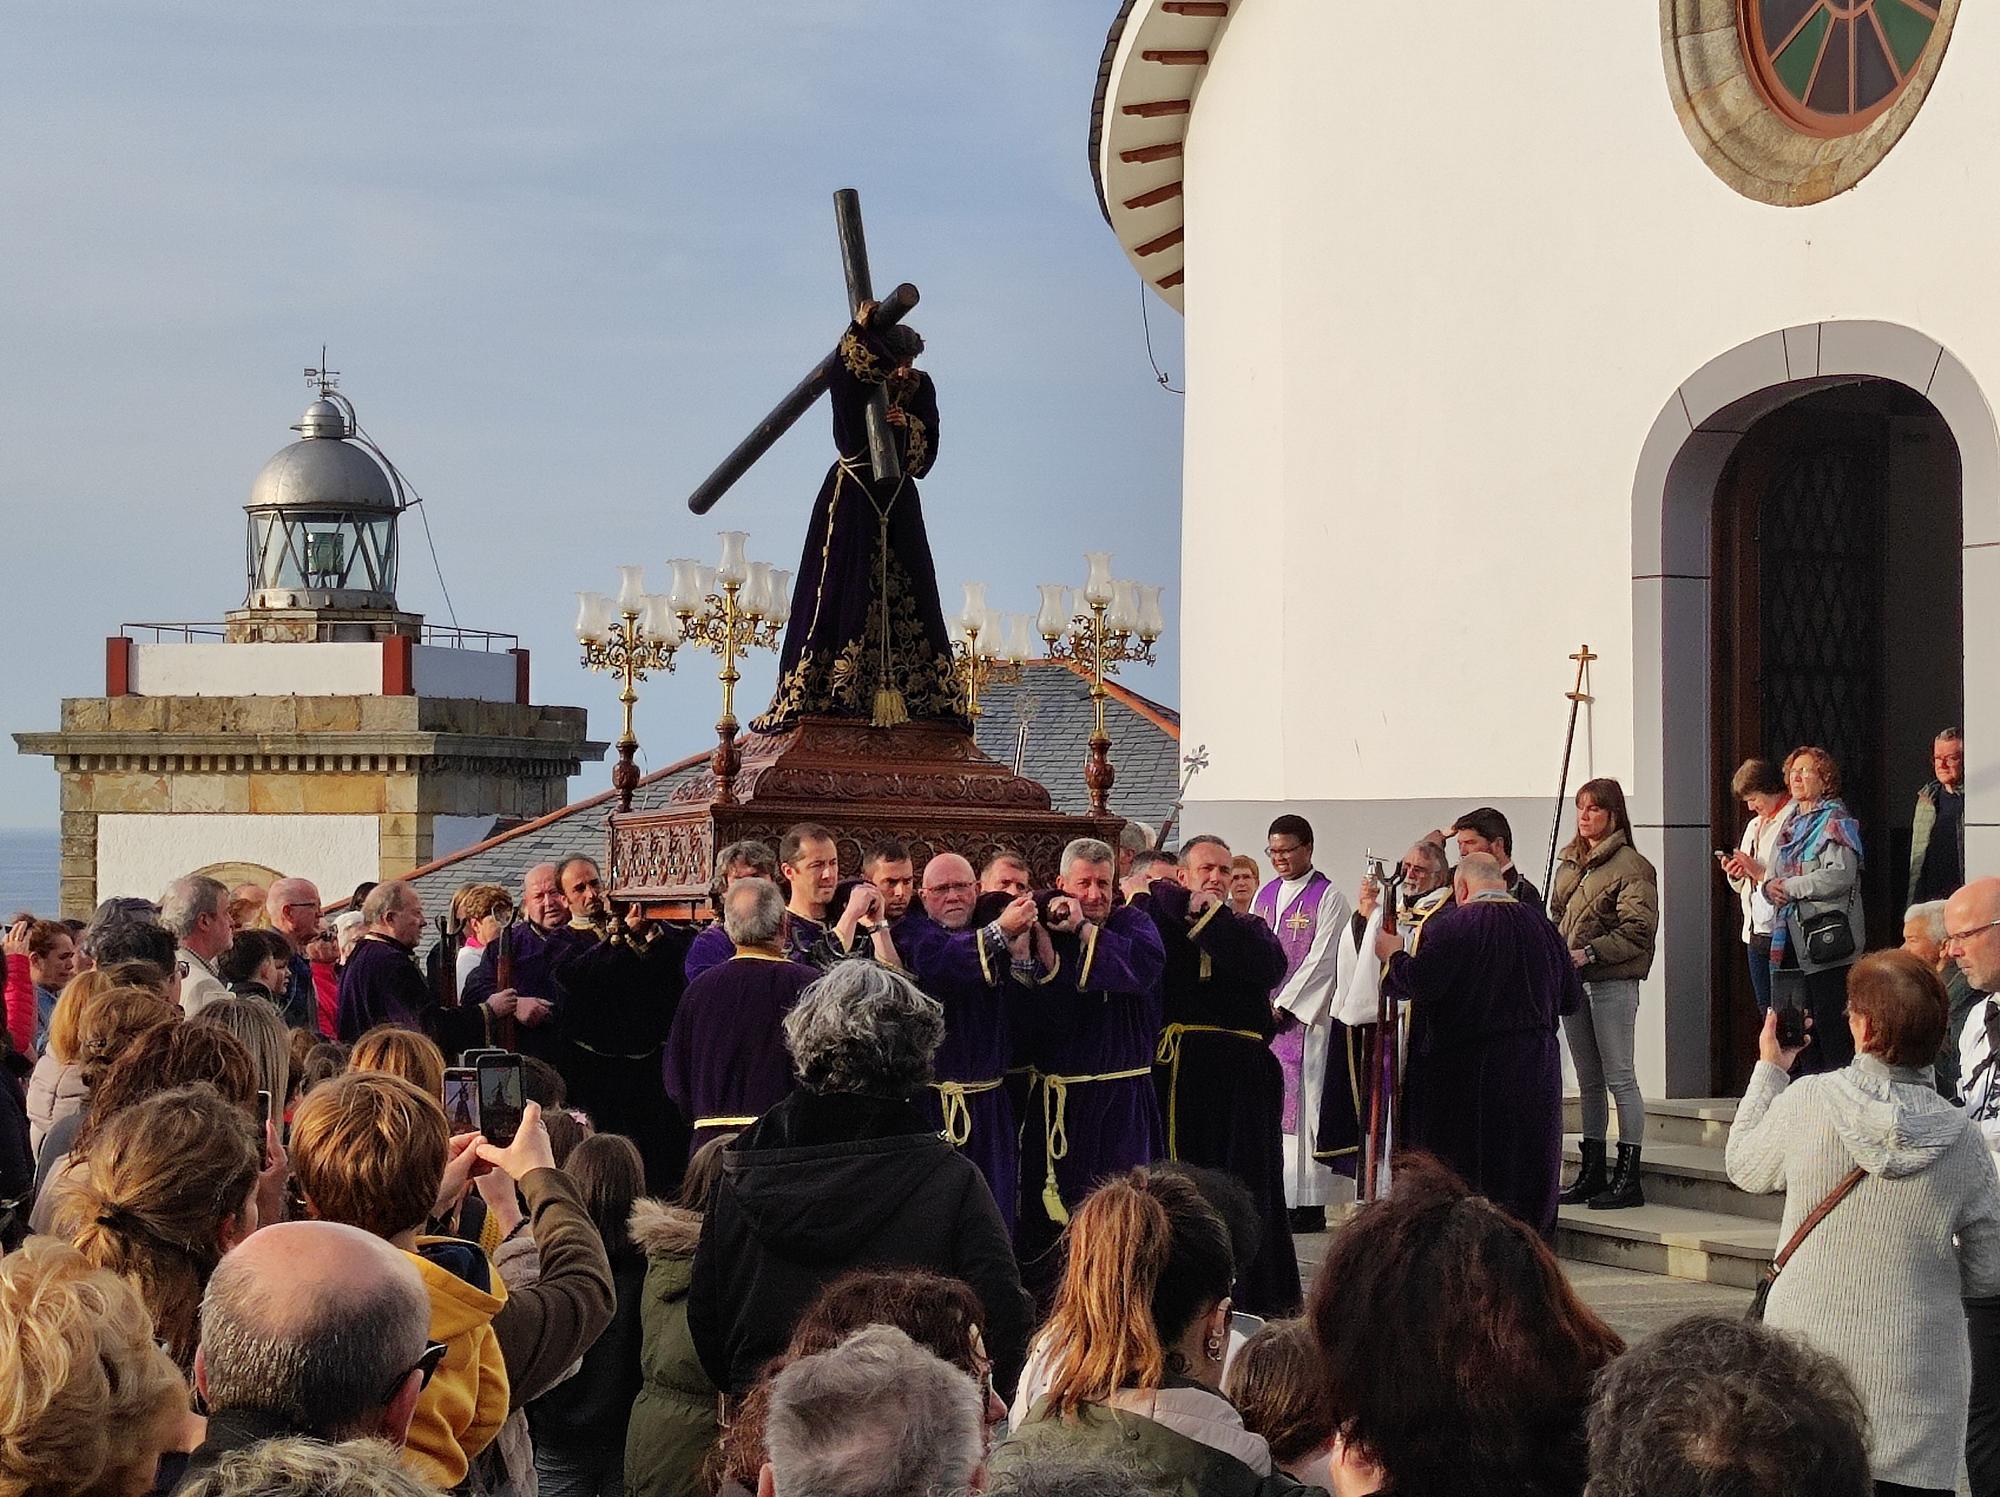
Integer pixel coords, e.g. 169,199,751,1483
1542,644,1598,900
686,189,919,515
1358,853,1403,1204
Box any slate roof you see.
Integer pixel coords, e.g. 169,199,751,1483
402,660,1180,912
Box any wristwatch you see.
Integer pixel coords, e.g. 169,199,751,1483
857,921,883,938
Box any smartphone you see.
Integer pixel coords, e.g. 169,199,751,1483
255,1090,272,1134
476,1054,525,1147
1714,849,1730,862
459,1046,504,1068
443,1067,479,1135
1776,1004,1807,1049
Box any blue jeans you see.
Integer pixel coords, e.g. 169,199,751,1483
1563,978,1644,1144
1747,934,1773,1014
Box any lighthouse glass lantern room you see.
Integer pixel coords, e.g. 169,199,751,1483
244,396,402,613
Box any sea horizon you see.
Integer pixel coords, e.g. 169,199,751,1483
0,827,59,918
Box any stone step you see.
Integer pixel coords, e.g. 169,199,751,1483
1555,1201,1777,1290
1561,1135,1783,1221
1563,1095,1739,1149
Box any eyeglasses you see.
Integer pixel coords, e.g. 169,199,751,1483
283,901,321,913
1946,918,2000,946
382,1340,449,1405
1266,842,1304,856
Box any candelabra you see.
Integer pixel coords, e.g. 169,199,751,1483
950,582,1031,721
1037,552,1166,815
665,531,790,806
576,566,686,813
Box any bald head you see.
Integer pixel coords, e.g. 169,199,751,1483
521,862,567,931
199,1221,427,1441
265,877,322,948
1453,852,1506,901
1947,877,2000,993
922,853,978,930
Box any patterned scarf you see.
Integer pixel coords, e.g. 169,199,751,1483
1768,797,1864,971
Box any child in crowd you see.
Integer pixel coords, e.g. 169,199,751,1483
289,1070,509,1488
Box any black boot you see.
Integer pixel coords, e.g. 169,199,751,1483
1558,1138,1608,1207
1589,1142,1646,1210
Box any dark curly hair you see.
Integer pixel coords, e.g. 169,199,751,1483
1307,1154,1624,1497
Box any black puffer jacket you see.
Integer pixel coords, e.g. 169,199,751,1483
686,1088,1031,1396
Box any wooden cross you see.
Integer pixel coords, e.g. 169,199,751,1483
687,189,921,514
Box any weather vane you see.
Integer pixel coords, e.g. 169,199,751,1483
303,346,340,397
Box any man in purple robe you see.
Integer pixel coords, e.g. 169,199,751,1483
663,877,818,1156
896,852,1039,1231
1016,837,1167,1274
1143,835,1299,1314
1372,853,1580,1236
779,823,899,970
460,862,593,1065
685,839,779,985
336,880,507,1053
1252,813,1351,1228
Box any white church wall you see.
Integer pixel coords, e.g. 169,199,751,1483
96,813,379,907
1163,1,2000,1094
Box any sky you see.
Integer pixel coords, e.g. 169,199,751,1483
0,2,1184,829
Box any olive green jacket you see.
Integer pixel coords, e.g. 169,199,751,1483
623,1201,717,1497
995,1391,1324,1497
1548,830,1659,983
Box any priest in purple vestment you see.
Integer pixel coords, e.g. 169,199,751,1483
663,878,818,1156
1372,853,1581,1237
1252,814,1351,1225
1143,835,1300,1315
896,852,1034,1231
1016,837,1167,1274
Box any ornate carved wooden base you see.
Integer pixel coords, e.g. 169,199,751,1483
608,716,1121,913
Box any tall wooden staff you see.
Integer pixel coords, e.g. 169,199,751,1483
492,919,519,1052
1358,855,1402,1203
1543,645,1598,899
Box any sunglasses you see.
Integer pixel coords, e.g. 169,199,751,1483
382,1340,448,1405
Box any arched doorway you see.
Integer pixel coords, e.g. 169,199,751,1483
1630,322,1998,1098
1708,382,1962,1082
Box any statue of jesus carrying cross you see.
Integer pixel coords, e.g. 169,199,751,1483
686,189,964,733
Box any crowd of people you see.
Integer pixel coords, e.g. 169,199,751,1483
0,729,1992,1496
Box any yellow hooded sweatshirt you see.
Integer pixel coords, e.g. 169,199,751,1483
402,1235,511,1488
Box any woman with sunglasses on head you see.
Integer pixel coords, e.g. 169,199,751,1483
1763,746,1866,1079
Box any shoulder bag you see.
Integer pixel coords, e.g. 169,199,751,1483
1747,1164,1865,1321
1798,899,1857,964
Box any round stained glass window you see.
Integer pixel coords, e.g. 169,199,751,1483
1744,0,1941,136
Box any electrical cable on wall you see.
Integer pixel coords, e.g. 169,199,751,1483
1140,282,1184,395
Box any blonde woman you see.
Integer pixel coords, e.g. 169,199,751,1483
28,980,177,1155
55,1083,263,1375
190,996,292,1126
0,1237,188,1497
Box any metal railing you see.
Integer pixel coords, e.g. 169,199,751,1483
120,621,520,651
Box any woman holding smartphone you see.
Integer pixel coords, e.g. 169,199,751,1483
1719,758,1792,1017
1762,746,1865,1078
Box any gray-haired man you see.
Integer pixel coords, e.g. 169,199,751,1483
161,873,231,1017
760,1325,986,1497
663,878,818,1157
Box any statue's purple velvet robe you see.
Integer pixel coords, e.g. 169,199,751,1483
460,920,595,1066
1382,895,1581,1237
1140,880,1301,1315
1016,905,1167,1262
661,953,818,1156
897,909,1019,1231
752,319,963,732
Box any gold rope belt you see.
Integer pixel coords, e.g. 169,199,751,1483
928,1077,1006,1147
1153,1023,1266,1161
1035,1065,1155,1225
693,1115,759,1132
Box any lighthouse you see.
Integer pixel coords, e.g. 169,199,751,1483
16,369,603,917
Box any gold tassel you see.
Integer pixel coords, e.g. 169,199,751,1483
872,687,909,727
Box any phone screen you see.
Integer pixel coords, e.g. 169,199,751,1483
255,1090,272,1134
443,1069,479,1135
477,1057,525,1147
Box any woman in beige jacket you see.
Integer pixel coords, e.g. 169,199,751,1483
1548,778,1658,1212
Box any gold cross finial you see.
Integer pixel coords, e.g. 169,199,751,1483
1567,643,1596,704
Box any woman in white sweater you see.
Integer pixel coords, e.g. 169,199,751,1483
1727,949,2000,1495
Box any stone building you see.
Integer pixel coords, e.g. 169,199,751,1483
15,379,601,917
